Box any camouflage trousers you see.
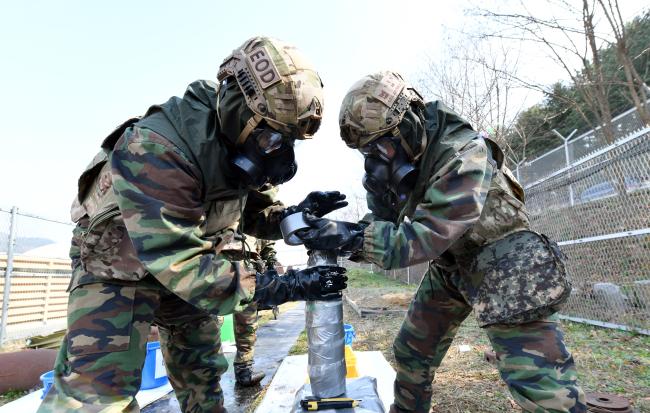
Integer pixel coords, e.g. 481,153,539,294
37,276,228,413
219,302,258,368
391,265,586,413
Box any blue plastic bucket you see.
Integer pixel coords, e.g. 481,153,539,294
40,370,54,399
140,341,169,390
344,324,356,346
39,342,169,396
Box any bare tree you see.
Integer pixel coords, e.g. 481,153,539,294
596,0,650,125
415,37,526,150
471,0,619,143
333,193,368,223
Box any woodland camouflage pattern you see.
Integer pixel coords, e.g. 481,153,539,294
392,266,584,413
232,303,258,368
362,137,495,270
339,75,584,412
38,278,229,413
111,126,284,315
40,125,287,412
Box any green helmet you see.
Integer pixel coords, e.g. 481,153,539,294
218,36,324,145
339,71,424,150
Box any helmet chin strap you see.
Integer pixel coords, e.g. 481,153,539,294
237,113,264,146
216,80,264,147
400,110,428,163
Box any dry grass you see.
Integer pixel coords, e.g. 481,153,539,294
338,268,650,413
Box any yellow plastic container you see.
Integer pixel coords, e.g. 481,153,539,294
345,345,359,378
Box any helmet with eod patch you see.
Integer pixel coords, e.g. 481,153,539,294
218,37,324,145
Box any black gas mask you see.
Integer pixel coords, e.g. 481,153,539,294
361,135,418,207
232,127,298,189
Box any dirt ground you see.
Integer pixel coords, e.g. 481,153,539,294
339,268,650,413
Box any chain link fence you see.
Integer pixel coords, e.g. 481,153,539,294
526,127,650,333
0,207,73,344
516,100,649,187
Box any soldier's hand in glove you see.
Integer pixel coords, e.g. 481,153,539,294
297,214,365,252
284,191,348,218
253,265,347,307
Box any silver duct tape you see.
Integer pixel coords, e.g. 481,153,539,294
306,299,346,397
308,341,345,363
308,359,347,398
279,212,310,246
307,329,345,349
305,299,343,327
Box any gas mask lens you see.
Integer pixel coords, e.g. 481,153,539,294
360,135,418,200
253,128,287,154
360,136,398,162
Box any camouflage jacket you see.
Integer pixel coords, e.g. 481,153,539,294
361,101,529,270
222,233,277,271
69,82,286,316
222,187,279,271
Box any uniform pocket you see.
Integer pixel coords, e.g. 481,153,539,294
80,208,147,282
67,283,136,355
81,207,121,258
465,230,572,327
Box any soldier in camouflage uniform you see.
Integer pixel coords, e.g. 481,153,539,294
298,71,586,413
37,37,349,413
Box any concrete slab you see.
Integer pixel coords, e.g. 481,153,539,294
255,351,396,413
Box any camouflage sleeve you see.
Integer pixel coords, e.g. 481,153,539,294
111,127,255,315
257,239,277,266
363,139,494,269
364,192,398,223
241,187,285,240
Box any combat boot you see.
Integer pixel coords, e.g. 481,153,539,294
234,363,265,386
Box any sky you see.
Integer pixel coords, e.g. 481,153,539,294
0,0,647,265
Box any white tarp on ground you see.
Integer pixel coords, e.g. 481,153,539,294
255,351,395,413
0,382,174,413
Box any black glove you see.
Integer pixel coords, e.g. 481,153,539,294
284,191,348,218
296,214,365,252
253,265,347,307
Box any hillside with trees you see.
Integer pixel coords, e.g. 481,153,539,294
417,2,649,165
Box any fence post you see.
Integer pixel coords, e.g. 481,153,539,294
1,206,18,344
406,267,410,285
552,129,577,206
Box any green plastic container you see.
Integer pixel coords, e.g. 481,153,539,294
221,314,235,344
